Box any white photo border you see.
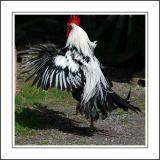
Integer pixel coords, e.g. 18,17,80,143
1,1,159,159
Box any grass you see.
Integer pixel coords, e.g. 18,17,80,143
112,108,127,115
15,82,76,136
16,82,74,106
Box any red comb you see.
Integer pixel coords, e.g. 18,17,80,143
67,15,80,26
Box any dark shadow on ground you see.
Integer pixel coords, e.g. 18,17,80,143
16,103,99,137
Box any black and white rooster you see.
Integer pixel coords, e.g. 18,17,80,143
22,16,141,128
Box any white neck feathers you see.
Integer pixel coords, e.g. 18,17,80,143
65,24,97,56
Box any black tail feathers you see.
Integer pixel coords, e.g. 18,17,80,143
79,88,141,121
125,87,131,101
110,89,141,113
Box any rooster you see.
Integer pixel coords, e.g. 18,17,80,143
22,16,141,128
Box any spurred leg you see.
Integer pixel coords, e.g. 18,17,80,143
75,102,80,115
90,117,94,128
90,118,109,136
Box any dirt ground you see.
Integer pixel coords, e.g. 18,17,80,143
15,80,145,146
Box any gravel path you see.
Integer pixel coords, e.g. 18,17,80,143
15,106,145,145
15,82,145,146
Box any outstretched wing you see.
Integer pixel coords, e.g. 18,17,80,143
22,43,85,91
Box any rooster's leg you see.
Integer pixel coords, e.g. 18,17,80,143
90,118,108,135
75,102,80,115
90,117,94,128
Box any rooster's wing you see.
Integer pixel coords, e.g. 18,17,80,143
22,43,85,91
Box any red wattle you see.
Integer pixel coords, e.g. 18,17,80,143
66,28,71,38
